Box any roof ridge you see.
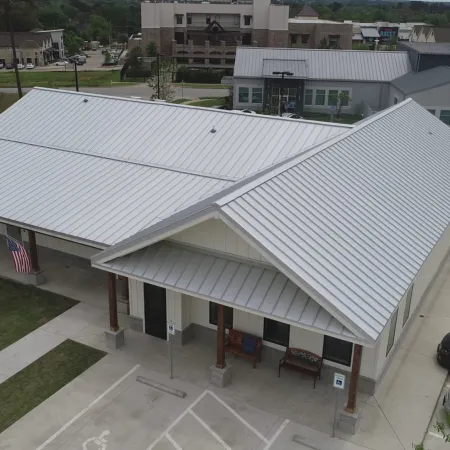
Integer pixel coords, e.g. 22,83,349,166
0,136,236,182
238,47,408,54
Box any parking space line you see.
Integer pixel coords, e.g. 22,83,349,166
206,390,269,444
189,410,232,450
35,364,140,450
428,431,444,439
165,433,183,450
147,390,209,450
263,419,290,450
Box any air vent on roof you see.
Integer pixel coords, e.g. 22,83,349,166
210,126,216,134
83,99,88,103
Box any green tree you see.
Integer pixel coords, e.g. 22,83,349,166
328,91,351,118
146,41,157,57
148,60,174,101
104,51,111,64
126,46,143,70
65,32,83,55
98,30,110,46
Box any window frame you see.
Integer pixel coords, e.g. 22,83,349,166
328,89,339,107
315,89,326,106
206,16,211,24
263,318,290,347
244,15,251,26
301,34,310,44
251,87,263,104
340,90,350,107
427,109,436,116
176,14,183,25
322,336,353,367
403,285,414,326
290,34,298,44
440,109,450,125
238,86,249,103
393,97,398,105
386,309,398,356
209,302,233,329
304,89,313,106
187,14,192,25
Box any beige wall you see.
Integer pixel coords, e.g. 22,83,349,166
288,22,353,49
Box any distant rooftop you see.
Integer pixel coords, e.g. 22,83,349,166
400,42,450,55
294,4,319,18
391,65,450,95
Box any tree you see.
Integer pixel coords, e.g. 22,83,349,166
146,41,157,57
98,30,110,46
328,91,351,119
104,51,111,64
147,60,175,101
65,31,83,55
126,46,143,70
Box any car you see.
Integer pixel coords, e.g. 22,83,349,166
55,60,68,66
232,109,257,114
17,63,24,69
282,113,303,119
26,63,34,69
5,63,12,69
76,60,85,65
437,333,450,369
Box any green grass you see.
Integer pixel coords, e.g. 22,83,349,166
0,278,78,351
0,339,106,433
0,70,124,88
173,83,226,89
188,97,226,107
172,98,190,104
302,112,362,125
0,93,19,112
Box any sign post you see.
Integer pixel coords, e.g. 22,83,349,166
167,321,175,379
332,373,346,437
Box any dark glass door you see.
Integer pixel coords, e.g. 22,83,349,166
144,284,167,340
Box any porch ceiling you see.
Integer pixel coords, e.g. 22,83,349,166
94,241,362,343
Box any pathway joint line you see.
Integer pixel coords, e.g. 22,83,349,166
189,410,232,450
428,431,444,439
165,433,183,450
35,364,140,450
206,389,269,444
264,419,290,450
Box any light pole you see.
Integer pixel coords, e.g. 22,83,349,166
273,71,293,117
156,53,164,99
74,60,79,92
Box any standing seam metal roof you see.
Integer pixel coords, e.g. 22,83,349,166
391,66,450,95
234,47,411,82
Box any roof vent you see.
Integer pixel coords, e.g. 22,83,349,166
210,126,216,134
83,99,88,103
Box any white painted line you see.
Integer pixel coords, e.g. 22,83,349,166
165,433,183,450
147,390,209,450
189,410,232,450
263,419,290,450
206,390,269,444
428,431,444,439
36,364,140,450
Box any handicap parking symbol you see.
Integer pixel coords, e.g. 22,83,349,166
82,430,110,450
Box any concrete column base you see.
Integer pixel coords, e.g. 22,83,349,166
28,270,45,286
210,364,232,388
338,405,362,435
129,315,144,332
104,328,125,350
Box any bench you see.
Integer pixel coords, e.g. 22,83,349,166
278,348,322,388
225,329,262,368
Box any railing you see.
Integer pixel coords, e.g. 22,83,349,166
361,100,377,118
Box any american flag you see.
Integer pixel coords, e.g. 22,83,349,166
6,236,30,273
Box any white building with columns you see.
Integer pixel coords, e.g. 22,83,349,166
1,88,450,434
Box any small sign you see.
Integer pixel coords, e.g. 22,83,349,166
167,322,175,336
333,372,346,390
221,76,233,85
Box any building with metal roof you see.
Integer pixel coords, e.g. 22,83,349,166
391,65,450,95
398,42,450,72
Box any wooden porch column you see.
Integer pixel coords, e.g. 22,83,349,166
216,304,226,369
108,272,119,332
345,344,363,413
28,230,40,272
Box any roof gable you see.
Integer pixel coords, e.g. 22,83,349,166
295,4,319,18
391,65,450,95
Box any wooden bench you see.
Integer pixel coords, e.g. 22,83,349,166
278,348,322,388
225,329,262,368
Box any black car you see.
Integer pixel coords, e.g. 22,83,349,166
437,333,450,369
5,63,13,69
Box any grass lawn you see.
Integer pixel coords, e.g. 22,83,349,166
0,339,106,433
188,97,226,107
173,83,225,89
0,70,124,88
302,112,362,125
0,93,19,112
172,98,190,104
0,278,78,351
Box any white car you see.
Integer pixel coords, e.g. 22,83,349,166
16,63,24,69
282,113,303,119
26,63,34,69
55,60,68,66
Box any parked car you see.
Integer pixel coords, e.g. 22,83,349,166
55,60,68,66
17,63,24,69
282,113,303,119
5,63,12,69
26,63,34,69
437,333,450,369
102,60,117,66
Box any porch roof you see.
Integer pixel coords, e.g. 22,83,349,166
94,241,360,342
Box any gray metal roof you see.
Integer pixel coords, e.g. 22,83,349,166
262,59,308,79
399,42,450,55
96,99,450,343
0,88,349,181
99,240,356,340
391,66,450,95
234,47,411,82
360,27,380,38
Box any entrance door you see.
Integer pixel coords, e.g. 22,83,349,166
144,283,167,340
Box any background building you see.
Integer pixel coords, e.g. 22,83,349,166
398,42,450,71
0,32,54,66
34,29,65,60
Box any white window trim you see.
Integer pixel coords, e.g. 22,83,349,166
305,87,352,109
237,86,263,105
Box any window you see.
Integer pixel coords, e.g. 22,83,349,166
329,34,340,48
315,89,326,106
176,14,183,25
263,318,290,347
328,89,339,106
252,87,263,104
304,89,313,106
234,15,240,26
386,309,398,356
403,285,414,326
427,109,436,116
209,302,233,329
238,87,249,103
322,336,353,366
340,90,350,107
187,14,192,25
290,34,298,45
440,110,450,125
206,16,211,24
393,97,398,105
244,15,251,26
301,34,310,44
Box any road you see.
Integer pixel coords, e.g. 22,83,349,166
0,85,228,100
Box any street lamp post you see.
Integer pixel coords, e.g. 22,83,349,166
273,71,293,117
156,53,163,99
74,60,79,92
